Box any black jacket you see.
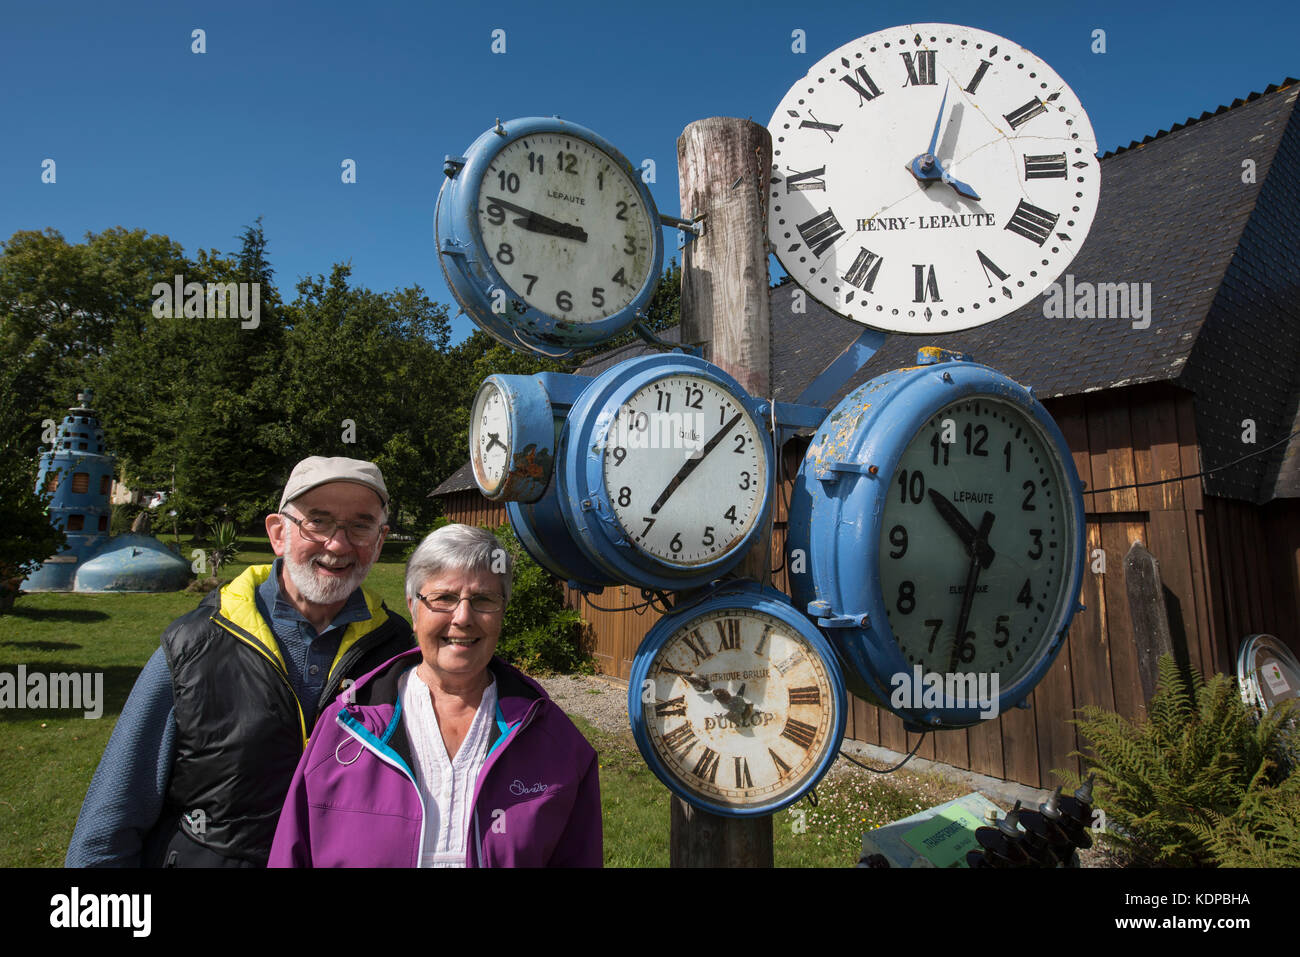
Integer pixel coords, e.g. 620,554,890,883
149,564,413,866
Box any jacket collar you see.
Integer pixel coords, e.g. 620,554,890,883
348,649,541,715
341,649,547,769
212,564,392,675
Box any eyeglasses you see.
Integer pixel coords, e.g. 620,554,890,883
280,511,385,546
416,591,505,614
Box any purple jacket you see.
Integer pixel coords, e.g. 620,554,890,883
268,648,602,867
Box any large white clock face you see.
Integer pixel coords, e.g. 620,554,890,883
476,134,656,325
470,382,510,494
878,397,1074,688
600,375,767,566
769,23,1100,334
644,609,839,808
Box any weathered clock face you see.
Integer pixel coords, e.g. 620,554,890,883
644,608,840,808
768,23,1100,334
470,381,510,494
878,396,1075,687
600,374,767,566
475,133,656,325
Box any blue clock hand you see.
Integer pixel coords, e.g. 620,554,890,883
926,82,949,161
938,167,981,201
908,82,950,182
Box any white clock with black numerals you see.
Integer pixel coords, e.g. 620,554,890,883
880,396,1073,686
468,374,555,503
628,584,847,817
437,117,664,356
602,373,767,566
768,23,1100,334
477,133,656,324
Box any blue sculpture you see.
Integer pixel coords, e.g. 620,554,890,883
24,391,190,593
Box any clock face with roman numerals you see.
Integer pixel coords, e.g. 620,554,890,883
768,23,1100,334
634,603,844,815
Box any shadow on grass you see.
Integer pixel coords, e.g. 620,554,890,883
0,641,83,652
0,664,143,722
4,607,110,624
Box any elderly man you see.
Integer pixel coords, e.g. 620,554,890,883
65,457,414,867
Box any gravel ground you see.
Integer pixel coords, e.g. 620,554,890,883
533,670,1126,868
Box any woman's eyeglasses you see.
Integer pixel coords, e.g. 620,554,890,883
416,591,505,613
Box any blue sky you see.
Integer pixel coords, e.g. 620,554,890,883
3,0,1295,342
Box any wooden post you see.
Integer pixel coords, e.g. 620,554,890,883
671,116,774,867
1124,540,1175,703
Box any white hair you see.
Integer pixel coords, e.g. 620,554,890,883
404,523,514,605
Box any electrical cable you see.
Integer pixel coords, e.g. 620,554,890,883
581,592,655,613
1086,427,1299,495
837,732,928,774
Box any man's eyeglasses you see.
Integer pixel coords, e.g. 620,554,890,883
280,511,385,546
416,591,505,614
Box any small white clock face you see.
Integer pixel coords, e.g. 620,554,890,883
600,375,766,566
644,609,838,808
471,382,510,494
476,134,656,325
768,23,1100,334
878,397,1073,687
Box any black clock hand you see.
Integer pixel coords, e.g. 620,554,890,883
948,511,995,673
928,488,995,567
484,432,506,453
486,196,589,242
649,411,744,515
659,665,712,693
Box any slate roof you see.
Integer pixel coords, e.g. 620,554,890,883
435,80,1300,504
430,459,478,497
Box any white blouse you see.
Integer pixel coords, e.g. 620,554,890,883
398,667,498,868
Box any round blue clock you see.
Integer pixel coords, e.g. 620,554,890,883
628,581,848,817
436,116,664,357
787,356,1086,729
537,353,774,590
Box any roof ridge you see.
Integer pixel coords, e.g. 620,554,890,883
1099,77,1299,159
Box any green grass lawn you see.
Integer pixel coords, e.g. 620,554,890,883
1,535,964,867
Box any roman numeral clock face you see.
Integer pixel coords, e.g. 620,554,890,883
768,24,1100,334
643,609,839,810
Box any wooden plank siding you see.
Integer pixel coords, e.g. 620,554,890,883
434,382,1300,788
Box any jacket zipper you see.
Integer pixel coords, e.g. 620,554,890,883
211,613,308,748
337,713,428,867
316,616,398,712
473,698,545,867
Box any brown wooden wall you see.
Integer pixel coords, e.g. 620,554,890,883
436,381,1300,788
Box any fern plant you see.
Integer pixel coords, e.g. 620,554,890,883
1057,654,1299,867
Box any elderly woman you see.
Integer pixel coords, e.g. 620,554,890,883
269,523,601,867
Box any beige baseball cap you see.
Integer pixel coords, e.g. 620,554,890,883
279,456,389,510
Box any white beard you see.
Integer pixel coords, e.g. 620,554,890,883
283,552,368,605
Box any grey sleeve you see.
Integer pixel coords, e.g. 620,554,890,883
64,646,177,867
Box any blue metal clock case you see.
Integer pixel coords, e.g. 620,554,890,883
786,359,1087,731
627,581,848,818
436,116,664,358
473,374,556,503
557,353,775,591
495,372,616,593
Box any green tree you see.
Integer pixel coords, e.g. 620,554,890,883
272,264,456,530
0,367,66,614
0,227,191,453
